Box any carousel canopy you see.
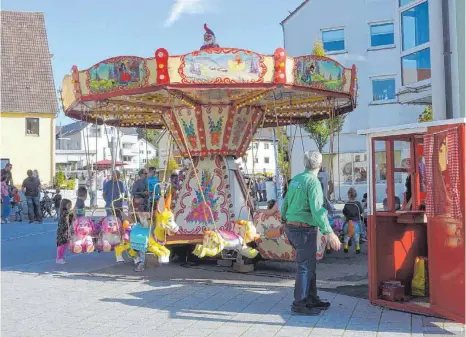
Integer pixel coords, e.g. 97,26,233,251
61,29,357,130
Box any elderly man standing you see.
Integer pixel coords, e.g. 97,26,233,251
281,151,341,315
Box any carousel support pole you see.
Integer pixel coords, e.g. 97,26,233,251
111,127,116,171
272,128,283,206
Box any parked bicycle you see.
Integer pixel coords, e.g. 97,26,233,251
40,190,56,218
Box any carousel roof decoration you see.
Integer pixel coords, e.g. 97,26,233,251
60,24,358,133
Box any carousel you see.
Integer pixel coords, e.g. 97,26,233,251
60,24,358,267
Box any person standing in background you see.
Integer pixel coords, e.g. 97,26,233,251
103,170,127,218
1,176,11,223
280,151,341,315
22,170,42,224
1,163,13,191
146,167,160,212
88,172,97,207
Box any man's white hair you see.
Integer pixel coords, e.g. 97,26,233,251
304,151,322,170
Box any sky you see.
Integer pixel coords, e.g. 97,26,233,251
1,0,304,124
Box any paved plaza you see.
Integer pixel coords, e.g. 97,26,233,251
1,221,465,337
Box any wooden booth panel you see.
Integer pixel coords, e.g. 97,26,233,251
374,215,427,296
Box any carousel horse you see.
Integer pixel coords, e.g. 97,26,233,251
192,220,260,259
129,194,179,267
343,219,362,254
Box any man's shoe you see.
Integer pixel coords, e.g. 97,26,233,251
308,301,331,310
291,305,321,315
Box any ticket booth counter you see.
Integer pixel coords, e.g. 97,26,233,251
358,119,465,323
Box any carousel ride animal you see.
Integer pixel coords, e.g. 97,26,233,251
129,194,179,267
115,219,137,262
98,216,122,252
70,216,95,254
192,220,260,259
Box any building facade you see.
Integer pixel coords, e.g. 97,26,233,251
396,0,465,120
1,11,58,186
55,122,157,172
282,0,424,200
237,128,278,176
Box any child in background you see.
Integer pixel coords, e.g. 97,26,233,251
53,189,62,220
11,188,23,222
56,199,73,264
75,186,87,217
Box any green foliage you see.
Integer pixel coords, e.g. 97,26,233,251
167,157,179,174
275,127,291,181
312,40,326,57
55,170,65,188
418,105,433,123
146,157,160,168
136,129,161,147
304,116,345,153
65,179,76,190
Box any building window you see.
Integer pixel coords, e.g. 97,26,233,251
400,0,430,86
148,151,152,155
401,48,431,85
370,23,394,47
254,157,259,164
25,118,39,136
401,1,429,51
140,150,144,154
264,157,270,164
1,158,10,169
399,0,416,6
264,143,270,150
252,143,258,149
89,127,101,137
371,77,396,102
322,29,345,53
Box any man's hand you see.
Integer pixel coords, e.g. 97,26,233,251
326,232,341,251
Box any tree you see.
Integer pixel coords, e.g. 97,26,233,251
312,40,326,57
136,128,161,146
146,157,159,169
275,127,291,181
304,116,345,153
418,105,433,122
167,157,179,174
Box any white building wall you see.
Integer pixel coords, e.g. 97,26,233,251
237,140,277,175
283,0,424,200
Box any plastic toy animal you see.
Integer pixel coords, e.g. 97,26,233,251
343,219,362,254
115,219,137,262
192,220,260,259
70,216,95,254
326,215,344,253
129,194,179,263
99,216,122,252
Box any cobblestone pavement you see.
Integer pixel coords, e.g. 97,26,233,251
1,261,464,337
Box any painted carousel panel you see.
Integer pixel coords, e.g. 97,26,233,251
177,49,269,84
173,157,234,235
86,57,149,94
293,56,348,92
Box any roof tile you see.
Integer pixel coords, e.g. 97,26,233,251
1,11,59,114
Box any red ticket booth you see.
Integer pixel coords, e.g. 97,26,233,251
359,119,465,323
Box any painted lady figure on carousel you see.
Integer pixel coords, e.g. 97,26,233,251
200,23,219,50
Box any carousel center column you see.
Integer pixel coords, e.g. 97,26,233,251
161,104,265,237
